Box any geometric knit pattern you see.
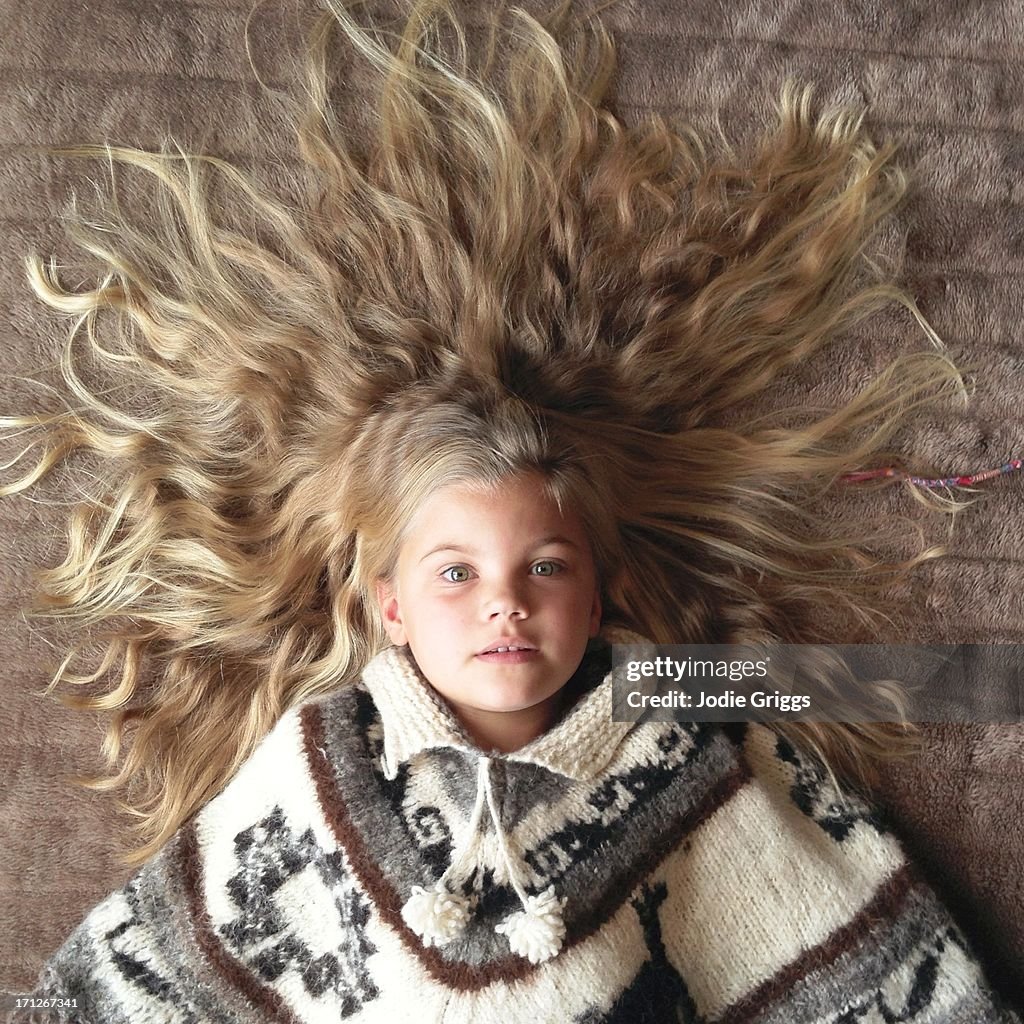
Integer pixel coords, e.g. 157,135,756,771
11,625,1022,1024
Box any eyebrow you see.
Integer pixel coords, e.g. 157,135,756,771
418,534,580,564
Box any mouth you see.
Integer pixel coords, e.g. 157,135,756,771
478,643,537,655
476,646,539,664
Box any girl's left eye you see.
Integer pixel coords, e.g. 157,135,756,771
531,560,562,576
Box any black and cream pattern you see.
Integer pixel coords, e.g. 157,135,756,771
775,733,893,844
218,806,379,1013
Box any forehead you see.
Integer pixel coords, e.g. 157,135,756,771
403,474,586,545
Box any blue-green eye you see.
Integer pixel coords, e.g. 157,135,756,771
532,560,561,576
441,565,471,583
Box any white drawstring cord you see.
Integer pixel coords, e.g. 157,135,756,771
479,759,533,908
483,761,567,964
400,755,566,963
399,756,490,947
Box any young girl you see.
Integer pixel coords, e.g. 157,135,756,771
3,0,1020,1020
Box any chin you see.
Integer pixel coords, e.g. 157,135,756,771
479,691,560,714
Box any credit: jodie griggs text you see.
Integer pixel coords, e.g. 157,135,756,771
610,644,1024,723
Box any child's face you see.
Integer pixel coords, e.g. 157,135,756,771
374,472,602,739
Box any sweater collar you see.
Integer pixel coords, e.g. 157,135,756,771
361,622,650,782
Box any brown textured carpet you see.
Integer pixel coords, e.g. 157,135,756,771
1,0,1022,1011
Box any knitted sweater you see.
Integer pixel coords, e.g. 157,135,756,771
15,624,1021,1024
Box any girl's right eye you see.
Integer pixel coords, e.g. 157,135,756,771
441,565,472,583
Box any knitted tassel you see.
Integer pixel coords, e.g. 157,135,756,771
494,886,566,964
401,881,472,947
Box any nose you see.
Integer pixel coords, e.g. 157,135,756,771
482,573,530,620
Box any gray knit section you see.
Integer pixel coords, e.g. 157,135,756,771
503,723,734,891
22,833,272,1024
739,873,1013,1024
20,941,134,1024
320,684,462,887
24,844,202,1022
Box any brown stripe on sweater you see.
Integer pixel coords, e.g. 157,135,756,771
178,820,303,1024
302,701,750,992
714,860,921,1024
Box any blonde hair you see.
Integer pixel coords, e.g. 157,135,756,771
2,0,977,866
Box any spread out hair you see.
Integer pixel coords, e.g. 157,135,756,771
0,0,988,867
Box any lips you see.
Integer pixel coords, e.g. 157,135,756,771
477,638,537,655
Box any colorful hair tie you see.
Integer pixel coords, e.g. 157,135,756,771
840,458,1023,490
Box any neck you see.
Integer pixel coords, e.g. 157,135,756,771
448,690,565,753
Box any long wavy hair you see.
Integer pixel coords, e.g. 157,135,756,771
2,0,977,867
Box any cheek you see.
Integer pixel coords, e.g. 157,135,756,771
571,579,600,611
417,590,469,627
